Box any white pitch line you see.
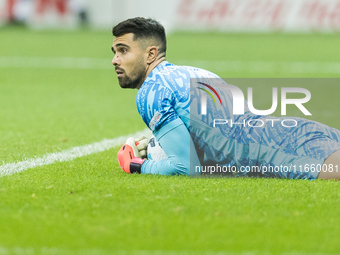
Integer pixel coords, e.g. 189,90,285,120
1,56,340,74
177,60,340,74
0,129,151,178
0,56,112,70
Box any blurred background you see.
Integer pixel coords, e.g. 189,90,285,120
1,0,340,32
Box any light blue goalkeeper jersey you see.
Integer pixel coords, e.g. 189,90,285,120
136,61,340,179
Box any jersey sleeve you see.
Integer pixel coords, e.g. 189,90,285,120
141,118,201,176
136,81,179,132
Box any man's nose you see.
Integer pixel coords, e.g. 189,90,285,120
112,54,120,66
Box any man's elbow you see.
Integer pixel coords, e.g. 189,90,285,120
170,161,190,176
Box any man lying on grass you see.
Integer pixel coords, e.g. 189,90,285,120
112,17,340,180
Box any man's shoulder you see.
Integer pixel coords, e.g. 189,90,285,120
137,62,221,105
160,63,219,78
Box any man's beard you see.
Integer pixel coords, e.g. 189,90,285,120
118,60,146,89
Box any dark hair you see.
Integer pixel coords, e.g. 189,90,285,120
112,17,167,55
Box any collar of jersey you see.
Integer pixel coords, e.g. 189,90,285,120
145,61,172,82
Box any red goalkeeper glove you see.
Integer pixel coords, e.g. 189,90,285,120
117,137,145,174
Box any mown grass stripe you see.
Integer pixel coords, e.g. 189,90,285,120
0,246,332,255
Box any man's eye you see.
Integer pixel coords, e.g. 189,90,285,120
122,48,127,53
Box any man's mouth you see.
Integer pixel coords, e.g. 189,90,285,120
115,69,124,78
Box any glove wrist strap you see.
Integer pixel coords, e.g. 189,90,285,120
130,158,145,174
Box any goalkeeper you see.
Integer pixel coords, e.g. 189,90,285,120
113,17,340,180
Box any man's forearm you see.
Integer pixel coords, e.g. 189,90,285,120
141,121,200,175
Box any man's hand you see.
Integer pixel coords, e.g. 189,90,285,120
135,135,149,159
117,137,145,174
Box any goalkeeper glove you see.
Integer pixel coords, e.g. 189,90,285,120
135,135,149,159
117,137,145,174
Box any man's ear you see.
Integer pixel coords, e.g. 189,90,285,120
146,46,158,64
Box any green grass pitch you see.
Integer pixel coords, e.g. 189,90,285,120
1,27,340,254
